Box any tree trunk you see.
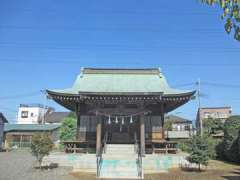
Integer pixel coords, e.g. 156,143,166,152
39,159,42,170
198,163,201,171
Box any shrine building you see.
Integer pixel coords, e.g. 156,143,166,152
46,68,195,178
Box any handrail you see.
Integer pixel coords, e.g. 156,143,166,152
96,131,108,177
137,151,143,178
134,132,143,179
96,154,102,177
102,131,108,154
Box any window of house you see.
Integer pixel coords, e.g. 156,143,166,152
184,125,190,131
30,113,34,117
21,111,28,118
204,112,210,118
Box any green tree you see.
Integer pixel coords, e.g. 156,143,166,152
30,133,54,168
222,115,240,163
238,130,240,155
203,118,224,136
187,135,210,171
205,135,221,159
164,120,174,131
60,116,77,142
201,0,240,41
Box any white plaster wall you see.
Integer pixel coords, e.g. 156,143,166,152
17,107,46,124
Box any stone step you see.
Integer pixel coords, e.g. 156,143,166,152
106,144,135,154
102,155,137,160
106,149,135,154
107,144,134,147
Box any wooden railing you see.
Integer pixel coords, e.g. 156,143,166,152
152,141,178,154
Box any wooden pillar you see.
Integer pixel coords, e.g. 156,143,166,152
76,109,81,141
140,115,145,156
160,103,165,139
20,135,22,148
96,116,102,156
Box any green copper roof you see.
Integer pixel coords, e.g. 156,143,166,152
48,68,194,96
4,124,61,132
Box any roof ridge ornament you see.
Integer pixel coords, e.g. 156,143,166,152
80,67,85,77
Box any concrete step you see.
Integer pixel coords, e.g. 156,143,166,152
106,144,135,155
102,154,137,160
100,159,139,179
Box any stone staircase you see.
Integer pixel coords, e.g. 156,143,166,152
111,133,130,144
105,144,135,155
100,144,142,179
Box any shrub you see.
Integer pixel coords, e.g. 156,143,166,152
205,135,221,159
60,117,77,142
222,116,240,163
187,135,210,171
31,133,54,168
178,140,191,153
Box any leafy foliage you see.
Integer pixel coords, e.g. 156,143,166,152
30,133,54,168
164,120,174,131
205,135,222,159
180,135,220,159
203,118,224,136
60,116,77,142
201,0,240,41
238,130,240,155
187,135,210,170
221,115,240,163
178,139,191,152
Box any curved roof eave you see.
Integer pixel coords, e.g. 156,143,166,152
46,89,196,97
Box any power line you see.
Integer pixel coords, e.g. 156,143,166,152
201,82,240,89
0,91,42,100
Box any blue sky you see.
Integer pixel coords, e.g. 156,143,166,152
0,0,239,123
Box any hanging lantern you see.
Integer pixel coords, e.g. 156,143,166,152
108,115,111,124
115,116,118,123
121,117,124,125
130,116,133,123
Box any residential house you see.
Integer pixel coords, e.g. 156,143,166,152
0,113,8,149
4,124,61,148
196,106,232,129
17,104,54,124
165,115,193,140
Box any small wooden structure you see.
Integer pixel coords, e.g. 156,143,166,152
4,124,60,148
47,68,195,156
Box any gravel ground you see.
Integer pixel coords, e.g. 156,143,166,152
0,150,78,180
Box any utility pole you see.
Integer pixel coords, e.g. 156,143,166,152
40,89,47,124
197,78,203,136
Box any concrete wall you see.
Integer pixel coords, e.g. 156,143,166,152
43,153,189,173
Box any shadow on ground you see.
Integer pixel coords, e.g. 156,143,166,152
222,168,240,180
